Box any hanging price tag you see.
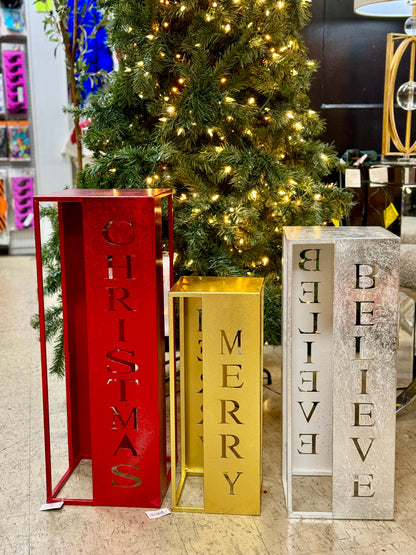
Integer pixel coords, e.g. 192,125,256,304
384,203,399,229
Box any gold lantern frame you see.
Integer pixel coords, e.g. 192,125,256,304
168,276,264,515
382,5,416,155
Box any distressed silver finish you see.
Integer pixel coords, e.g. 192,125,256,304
283,226,400,520
332,233,399,519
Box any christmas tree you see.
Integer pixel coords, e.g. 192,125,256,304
80,0,351,344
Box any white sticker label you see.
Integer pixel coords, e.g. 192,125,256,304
345,168,361,188
145,508,171,519
23,212,34,227
40,501,64,511
369,166,389,187
17,86,24,104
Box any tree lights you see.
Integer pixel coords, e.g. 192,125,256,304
80,0,351,344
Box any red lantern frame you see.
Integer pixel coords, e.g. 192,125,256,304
34,189,173,507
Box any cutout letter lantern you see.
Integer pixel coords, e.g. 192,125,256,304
34,189,173,507
282,226,399,520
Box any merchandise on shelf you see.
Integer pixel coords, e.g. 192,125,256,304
2,46,27,114
0,173,7,232
12,173,33,229
0,74,5,115
0,8,25,36
7,119,30,160
0,121,8,159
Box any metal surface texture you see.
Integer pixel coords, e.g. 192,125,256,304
169,276,264,515
34,189,173,507
283,226,400,520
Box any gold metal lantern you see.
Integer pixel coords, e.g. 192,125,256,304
168,276,264,515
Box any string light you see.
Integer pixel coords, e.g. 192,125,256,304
224,166,232,174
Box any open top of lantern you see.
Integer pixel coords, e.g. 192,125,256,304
35,188,173,202
284,225,399,242
169,275,264,295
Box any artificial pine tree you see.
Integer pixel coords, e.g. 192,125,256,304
80,0,351,344
31,0,111,376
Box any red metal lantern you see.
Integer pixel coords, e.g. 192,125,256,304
34,189,173,507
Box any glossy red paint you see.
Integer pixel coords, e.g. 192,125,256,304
34,189,173,507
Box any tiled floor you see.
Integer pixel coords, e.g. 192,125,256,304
1,255,416,554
